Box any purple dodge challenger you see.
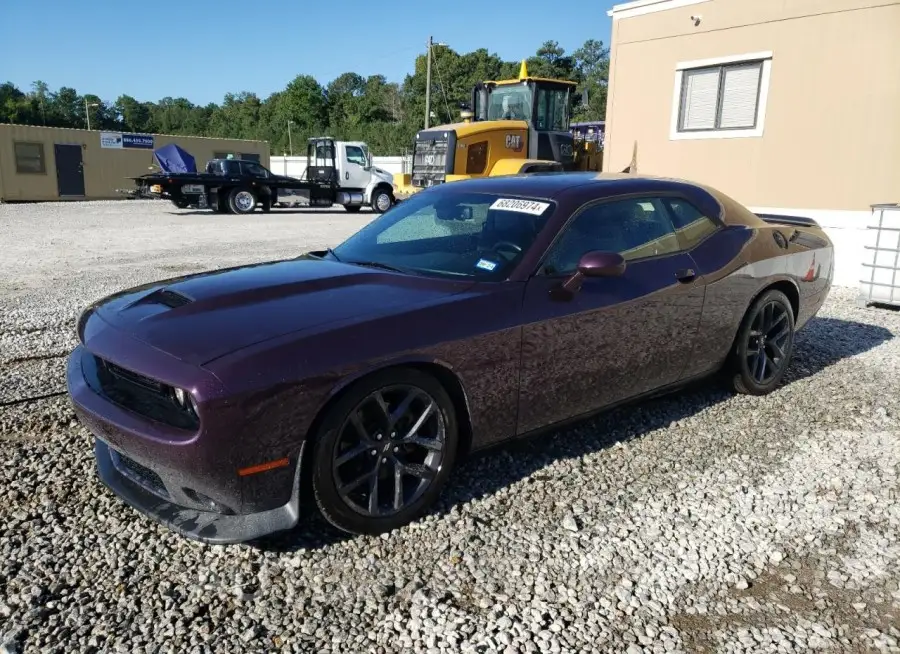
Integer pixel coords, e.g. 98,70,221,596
67,173,834,543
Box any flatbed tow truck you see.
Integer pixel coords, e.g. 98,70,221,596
130,137,396,214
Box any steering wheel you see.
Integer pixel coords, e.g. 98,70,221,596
492,240,523,257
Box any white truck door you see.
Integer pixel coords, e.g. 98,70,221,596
340,143,371,190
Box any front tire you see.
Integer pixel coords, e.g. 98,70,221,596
730,289,795,395
371,187,393,214
228,187,257,214
311,368,458,535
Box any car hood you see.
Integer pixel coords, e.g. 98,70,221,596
91,256,472,366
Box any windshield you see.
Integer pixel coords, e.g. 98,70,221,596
487,85,533,121
331,191,555,280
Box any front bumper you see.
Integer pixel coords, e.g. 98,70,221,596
93,437,302,545
67,333,303,544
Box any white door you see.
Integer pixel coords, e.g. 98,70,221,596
341,143,370,190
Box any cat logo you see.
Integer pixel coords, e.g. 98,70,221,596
559,143,574,157
505,134,523,152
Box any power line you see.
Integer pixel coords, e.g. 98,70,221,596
431,52,453,124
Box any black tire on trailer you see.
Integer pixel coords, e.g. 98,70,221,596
171,197,189,209
228,187,257,214
213,190,230,214
370,187,394,214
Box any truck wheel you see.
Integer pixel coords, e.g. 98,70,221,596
344,205,362,213
371,188,393,214
171,197,189,209
228,187,257,214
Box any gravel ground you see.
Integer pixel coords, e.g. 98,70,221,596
0,200,898,654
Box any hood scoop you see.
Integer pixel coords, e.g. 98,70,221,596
128,288,194,310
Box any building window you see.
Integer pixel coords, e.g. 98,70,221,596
14,142,46,174
670,52,772,140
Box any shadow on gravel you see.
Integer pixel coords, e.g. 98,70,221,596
258,316,893,553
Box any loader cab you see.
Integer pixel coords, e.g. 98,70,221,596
471,61,577,168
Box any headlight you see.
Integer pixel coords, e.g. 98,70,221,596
171,387,197,415
173,387,187,406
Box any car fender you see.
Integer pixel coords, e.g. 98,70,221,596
323,353,471,407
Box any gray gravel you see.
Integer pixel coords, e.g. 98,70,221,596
1,199,899,653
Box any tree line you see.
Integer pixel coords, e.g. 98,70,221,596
0,40,608,156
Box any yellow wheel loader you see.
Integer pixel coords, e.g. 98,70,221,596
394,61,602,199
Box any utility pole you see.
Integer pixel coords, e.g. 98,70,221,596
425,36,433,129
84,98,99,131
287,120,295,156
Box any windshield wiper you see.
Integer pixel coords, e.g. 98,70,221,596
325,247,341,261
346,260,413,274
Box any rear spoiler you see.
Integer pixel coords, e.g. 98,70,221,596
756,213,821,229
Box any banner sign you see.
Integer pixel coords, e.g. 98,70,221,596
122,133,154,149
100,132,123,149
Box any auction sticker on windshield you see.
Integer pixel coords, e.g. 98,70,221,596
489,198,551,215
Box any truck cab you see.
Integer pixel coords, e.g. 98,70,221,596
304,137,396,213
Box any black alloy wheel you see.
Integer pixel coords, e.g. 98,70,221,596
731,289,795,395
311,369,458,534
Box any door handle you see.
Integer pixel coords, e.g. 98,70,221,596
675,268,696,282
345,171,349,180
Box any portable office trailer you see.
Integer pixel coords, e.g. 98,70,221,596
0,124,271,202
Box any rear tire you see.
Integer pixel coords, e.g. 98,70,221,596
344,205,362,213
311,368,458,535
228,187,257,214
730,289,795,395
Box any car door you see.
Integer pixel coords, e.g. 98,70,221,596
517,196,706,434
342,144,370,190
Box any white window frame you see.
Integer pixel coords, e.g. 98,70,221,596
669,51,773,141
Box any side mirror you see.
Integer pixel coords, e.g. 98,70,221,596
559,251,626,296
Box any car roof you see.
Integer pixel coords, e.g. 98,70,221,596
423,172,706,200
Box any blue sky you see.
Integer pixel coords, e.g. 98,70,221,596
0,0,616,105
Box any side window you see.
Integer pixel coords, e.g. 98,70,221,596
242,162,268,177
345,145,367,166
543,197,680,274
662,198,718,249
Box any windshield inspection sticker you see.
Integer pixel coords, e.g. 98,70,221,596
475,259,498,272
490,198,551,215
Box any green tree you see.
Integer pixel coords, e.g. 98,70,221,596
572,39,610,121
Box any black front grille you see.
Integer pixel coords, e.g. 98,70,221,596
87,355,199,431
111,449,169,498
410,130,456,188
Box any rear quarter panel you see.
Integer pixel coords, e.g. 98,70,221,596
684,221,833,378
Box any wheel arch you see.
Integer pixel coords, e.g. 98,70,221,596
762,278,800,321
303,360,475,463
366,181,394,203
727,277,800,358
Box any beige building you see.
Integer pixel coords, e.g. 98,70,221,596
0,124,270,202
603,0,900,286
